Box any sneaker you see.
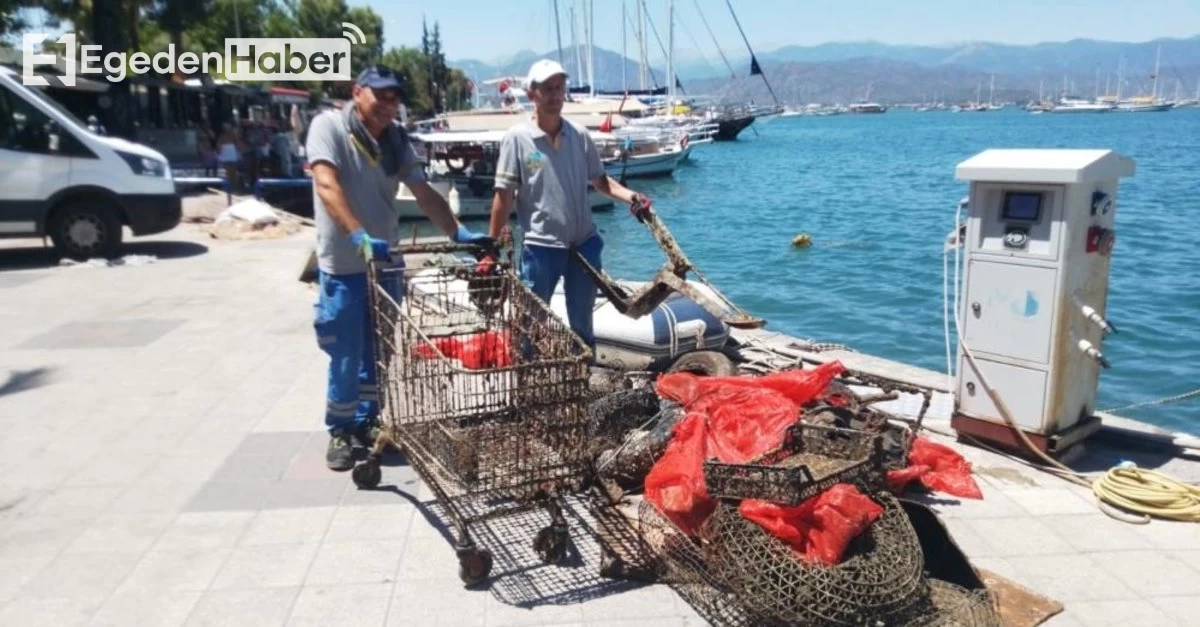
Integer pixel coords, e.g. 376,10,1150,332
353,420,381,449
326,432,354,471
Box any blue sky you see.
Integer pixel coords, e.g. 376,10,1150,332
360,0,1200,62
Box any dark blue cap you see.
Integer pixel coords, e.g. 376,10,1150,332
357,65,404,94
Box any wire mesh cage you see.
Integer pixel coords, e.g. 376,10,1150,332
698,491,928,626
633,499,763,627
703,423,885,506
899,579,1002,627
359,248,594,585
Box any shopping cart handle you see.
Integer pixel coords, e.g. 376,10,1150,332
390,241,497,257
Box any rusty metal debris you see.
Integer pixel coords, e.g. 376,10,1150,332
703,423,885,506
570,211,766,329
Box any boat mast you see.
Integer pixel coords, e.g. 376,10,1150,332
989,74,995,106
1152,44,1161,101
1117,56,1124,101
725,0,780,106
570,3,582,88
667,0,674,113
621,0,627,90
638,0,648,90
586,0,595,98
553,0,565,68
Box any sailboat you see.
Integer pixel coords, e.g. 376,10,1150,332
1115,45,1173,112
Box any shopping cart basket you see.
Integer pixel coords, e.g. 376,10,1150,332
351,242,593,586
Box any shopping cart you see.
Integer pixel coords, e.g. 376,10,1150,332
351,242,593,586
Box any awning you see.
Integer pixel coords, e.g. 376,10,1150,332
270,86,310,105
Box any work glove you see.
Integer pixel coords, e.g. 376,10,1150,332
629,193,653,223
453,225,496,250
349,228,390,262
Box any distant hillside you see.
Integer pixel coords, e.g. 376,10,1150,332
453,34,1200,104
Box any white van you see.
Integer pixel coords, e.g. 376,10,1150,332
0,66,181,259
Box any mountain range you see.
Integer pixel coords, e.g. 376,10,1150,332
452,35,1200,103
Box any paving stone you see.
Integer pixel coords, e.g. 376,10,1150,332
91,589,203,627
63,513,175,554
325,504,417,543
107,481,205,514
0,515,91,559
210,542,320,590
1089,550,1200,597
19,550,143,601
240,507,336,546
15,319,185,350
0,595,101,627
304,540,406,587
30,485,124,519
262,478,349,510
286,583,392,627
1001,487,1099,516
0,554,54,604
1148,595,1200,625
152,511,254,552
578,584,684,622
184,480,274,512
959,516,1075,557
1063,599,1179,626
1004,554,1138,602
1038,514,1154,552
117,547,232,593
184,587,299,627
485,592,586,627
385,577,487,627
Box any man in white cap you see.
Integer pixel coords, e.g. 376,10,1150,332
488,59,654,351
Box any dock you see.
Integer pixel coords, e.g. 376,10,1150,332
0,214,1197,626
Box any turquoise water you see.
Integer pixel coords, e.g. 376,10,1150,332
464,108,1200,433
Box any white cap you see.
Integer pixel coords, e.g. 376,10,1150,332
526,59,568,90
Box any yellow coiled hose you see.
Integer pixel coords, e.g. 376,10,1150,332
1092,467,1200,524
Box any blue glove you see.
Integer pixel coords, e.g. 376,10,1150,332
453,225,495,249
349,229,390,262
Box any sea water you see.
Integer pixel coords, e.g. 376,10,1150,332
463,107,1200,433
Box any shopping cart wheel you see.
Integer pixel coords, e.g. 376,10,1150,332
533,524,568,565
457,548,493,587
351,459,381,490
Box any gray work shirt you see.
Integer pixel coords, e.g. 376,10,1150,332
494,119,605,249
306,110,425,275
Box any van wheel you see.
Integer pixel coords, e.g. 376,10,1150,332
667,351,735,377
48,202,123,260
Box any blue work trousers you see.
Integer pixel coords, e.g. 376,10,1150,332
519,235,603,350
313,268,403,434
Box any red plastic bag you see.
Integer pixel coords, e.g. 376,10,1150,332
413,331,512,369
897,437,983,500
739,483,884,566
656,361,845,409
644,413,715,536
703,386,801,464
886,465,931,493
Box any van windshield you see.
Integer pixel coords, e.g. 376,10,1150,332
16,81,91,132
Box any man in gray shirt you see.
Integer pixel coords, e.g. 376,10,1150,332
488,59,653,351
309,65,492,471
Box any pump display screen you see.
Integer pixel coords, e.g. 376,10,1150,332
1002,192,1043,221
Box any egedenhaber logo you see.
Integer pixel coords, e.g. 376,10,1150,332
22,22,365,86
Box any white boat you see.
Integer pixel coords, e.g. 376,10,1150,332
1047,97,1115,113
548,279,732,371
848,102,887,114
602,145,691,179
1114,97,1173,112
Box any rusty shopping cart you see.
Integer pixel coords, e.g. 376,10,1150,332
351,242,593,586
